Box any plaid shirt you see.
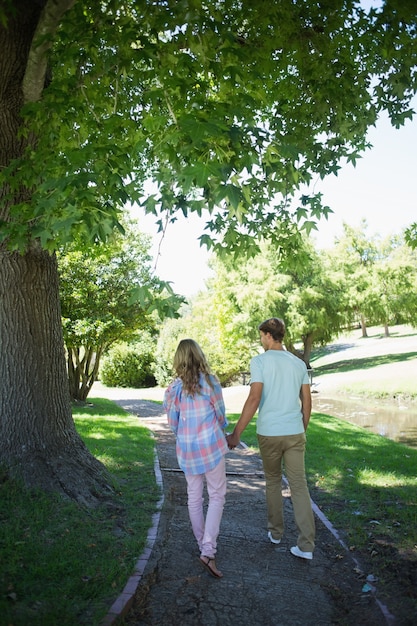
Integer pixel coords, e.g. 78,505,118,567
163,374,228,475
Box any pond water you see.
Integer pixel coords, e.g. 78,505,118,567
312,393,417,449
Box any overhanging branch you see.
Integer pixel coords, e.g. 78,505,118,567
22,0,76,103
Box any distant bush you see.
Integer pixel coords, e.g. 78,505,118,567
100,341,156,388
153,318,185,387
153,314,248,387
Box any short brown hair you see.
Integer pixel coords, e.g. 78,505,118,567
258,318,285,342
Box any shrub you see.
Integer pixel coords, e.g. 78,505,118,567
100,341,156,388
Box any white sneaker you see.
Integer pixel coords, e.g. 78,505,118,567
268,531,281,545
290,545,313,560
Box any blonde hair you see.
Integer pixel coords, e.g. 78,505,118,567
173,339,214,396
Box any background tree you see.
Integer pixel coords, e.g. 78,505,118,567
366,234,417,335
326,221,381,336
1,1,417,502
153,316,190,387
283,259,349,365
153,288,247,387
208,239,349,366
157,238,349,380
58,221,182,401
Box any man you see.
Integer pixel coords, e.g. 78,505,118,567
226,317,315,560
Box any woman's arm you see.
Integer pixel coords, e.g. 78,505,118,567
210,378,227,428
163,384,181,434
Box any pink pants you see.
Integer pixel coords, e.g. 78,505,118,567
185,456,227,558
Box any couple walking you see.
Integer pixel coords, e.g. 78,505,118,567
163,317,315,579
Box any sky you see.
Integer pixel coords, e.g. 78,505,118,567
133,109,417,297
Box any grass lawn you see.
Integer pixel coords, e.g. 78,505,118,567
2,403,415,626
311,324,417,400
226,412,417,556
0,399,160,626
1,324,416,624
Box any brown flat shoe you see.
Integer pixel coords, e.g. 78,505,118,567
198,555,223,578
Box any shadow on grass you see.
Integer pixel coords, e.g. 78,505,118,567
385,330,417,340
311,328,417,362
73,397,157,468
72,397,128,416
312,343,356,360
314,351,417,374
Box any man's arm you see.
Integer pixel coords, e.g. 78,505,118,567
226,382,263,448
300,383,312,431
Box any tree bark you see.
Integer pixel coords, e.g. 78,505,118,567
67,345,103,401
302,333,314,368
0,247,112,505
360,314,368,338
0,0,113,506
285,339,311,367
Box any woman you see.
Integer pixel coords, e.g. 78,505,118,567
163,339,228,578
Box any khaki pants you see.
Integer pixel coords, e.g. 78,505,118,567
257,433,315,552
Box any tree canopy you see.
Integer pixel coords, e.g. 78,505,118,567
58,220,183,400
2,0,417,257
153,225,417,385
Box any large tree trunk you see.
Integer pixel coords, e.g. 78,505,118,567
0,0,113,506
0,247,113,505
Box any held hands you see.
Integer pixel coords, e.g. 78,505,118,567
226,431,240,450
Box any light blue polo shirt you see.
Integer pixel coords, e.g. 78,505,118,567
250,349,309,436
